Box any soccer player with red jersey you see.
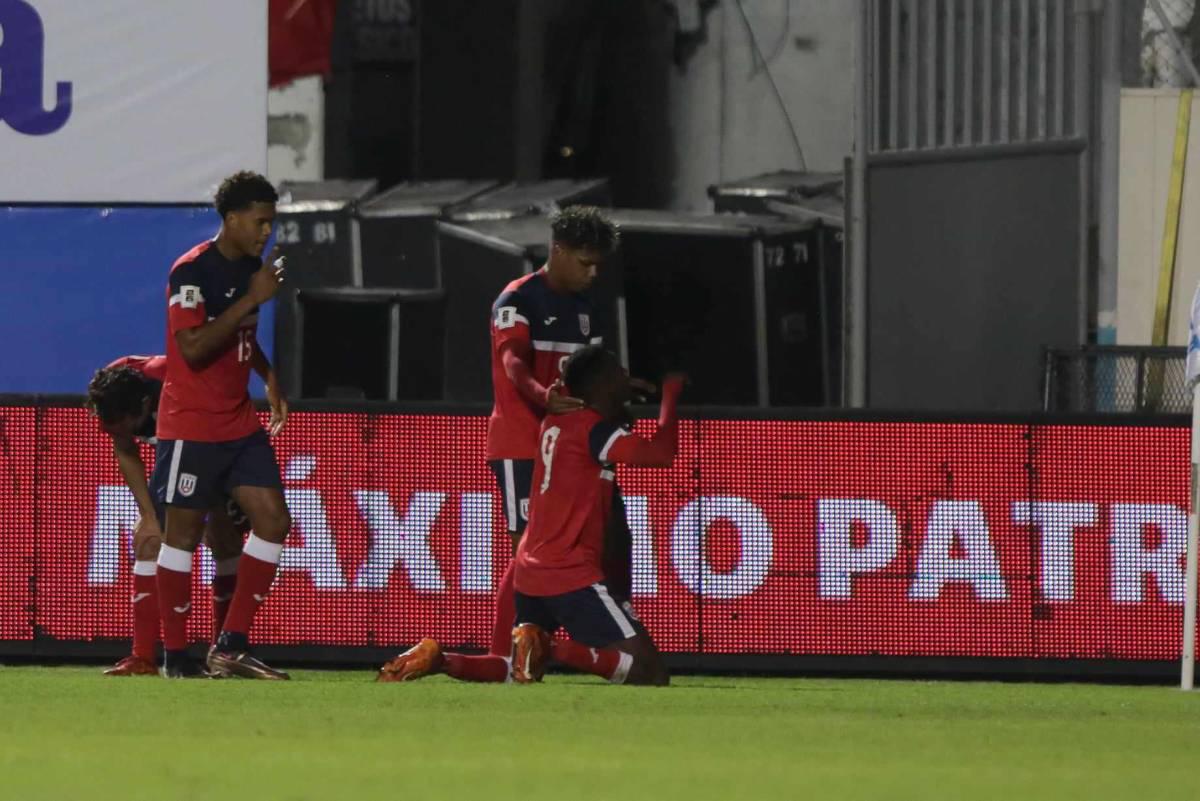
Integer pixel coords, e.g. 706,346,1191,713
378,207,620,683
87,355,247,675
154,171,292,679
510,346,679,686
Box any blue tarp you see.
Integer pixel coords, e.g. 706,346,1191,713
0,206,274,395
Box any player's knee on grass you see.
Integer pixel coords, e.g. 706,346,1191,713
615,634,669,687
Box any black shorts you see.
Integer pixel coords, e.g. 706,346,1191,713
151,429,282,510
488,458,534,532
515,581,642,648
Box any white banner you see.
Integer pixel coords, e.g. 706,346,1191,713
0,0,267,202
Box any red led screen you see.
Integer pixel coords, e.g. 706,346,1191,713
0,407,35,641
5,406,1198,661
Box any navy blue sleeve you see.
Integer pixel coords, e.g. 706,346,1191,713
588,419,630,464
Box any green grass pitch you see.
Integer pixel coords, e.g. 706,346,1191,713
1,665,1198,800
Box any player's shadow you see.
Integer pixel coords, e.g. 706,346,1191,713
549,677,847,691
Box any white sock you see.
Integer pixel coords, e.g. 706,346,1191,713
242,534,283,565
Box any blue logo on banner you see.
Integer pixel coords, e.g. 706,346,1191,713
0,0,73,135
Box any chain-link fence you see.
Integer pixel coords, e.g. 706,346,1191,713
1042,346,1190,412
1141,0,1199,86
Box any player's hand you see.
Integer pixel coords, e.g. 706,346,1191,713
132,515,163,548
629,377,657,401
546,381,585,414
249,248,286,305
266,377,289,435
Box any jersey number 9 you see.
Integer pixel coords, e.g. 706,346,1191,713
539,426,561,494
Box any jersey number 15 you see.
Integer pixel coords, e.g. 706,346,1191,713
237,330,254,363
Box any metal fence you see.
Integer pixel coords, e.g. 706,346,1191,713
1141,0,1198,86
1042,345,1190,412
865,0,1092,153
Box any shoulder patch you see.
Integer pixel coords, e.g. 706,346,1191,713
496,305,523,330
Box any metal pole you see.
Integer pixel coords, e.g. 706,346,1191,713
851,0,871,406
1073,0,1091,347
926,0,937,146
965,0,975,144
1096,0,1120,344
946,0,957,146
752,241,771,407
890,0,900,148
909,0,920,147
1185,382,1200,690
983,0,993,142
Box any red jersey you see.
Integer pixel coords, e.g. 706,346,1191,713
514,380,682,597
108,354,166,383
157,240,262,442
486,270,600,460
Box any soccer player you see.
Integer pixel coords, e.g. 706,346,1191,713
509,346,678,686
87,356,247,676
378,207,619,683
154,171,292,679
382,347,679,685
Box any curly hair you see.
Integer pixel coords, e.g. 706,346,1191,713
550,206,620,255
562,345,620,402
215,170,278,218
86,366,150,424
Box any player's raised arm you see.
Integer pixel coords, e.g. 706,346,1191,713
171,253,284,370
589,375,684,468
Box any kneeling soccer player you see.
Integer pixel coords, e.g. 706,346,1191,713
380,346,679,686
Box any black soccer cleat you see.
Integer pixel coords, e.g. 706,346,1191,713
208,634,289,680
160,650,214,679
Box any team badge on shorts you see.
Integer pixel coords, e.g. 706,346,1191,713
578,314,590,336
178,473,197,498
520,498,530,522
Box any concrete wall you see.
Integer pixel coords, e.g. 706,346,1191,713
1118,88,1200,346
667,0,855,211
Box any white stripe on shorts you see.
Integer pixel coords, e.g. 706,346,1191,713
503,459,518,532
592,583,636,639
164,439,184,503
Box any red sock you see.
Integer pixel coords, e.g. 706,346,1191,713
551,639,633,684
155,546,194,651
489,561,516,656
131,562,159,660
211,557,239,641
221,535,281,636
443,653,510,683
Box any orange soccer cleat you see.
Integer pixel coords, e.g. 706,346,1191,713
377,638,444,682
510,624,550,684
103,655,158,676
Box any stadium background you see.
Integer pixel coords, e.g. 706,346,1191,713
2,0,1200,680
